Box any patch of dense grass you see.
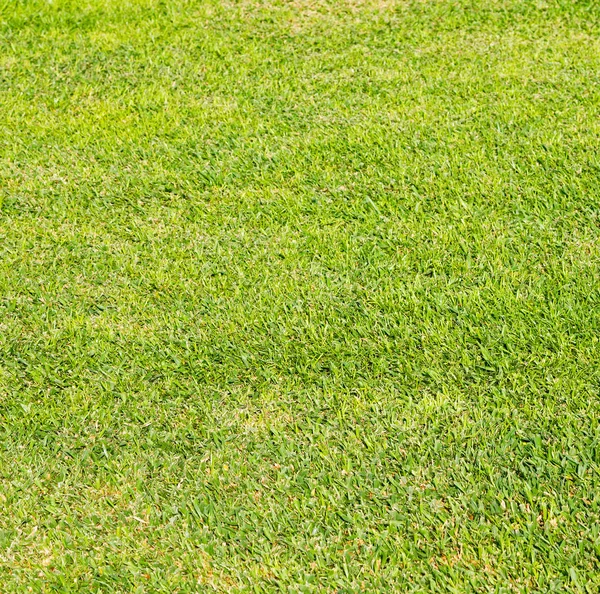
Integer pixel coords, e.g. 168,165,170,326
1,0,600,590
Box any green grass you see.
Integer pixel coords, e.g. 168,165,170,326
1,0,600,590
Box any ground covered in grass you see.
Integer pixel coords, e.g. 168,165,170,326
1,0,600,591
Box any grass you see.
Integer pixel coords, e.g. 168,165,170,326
1,0,600,590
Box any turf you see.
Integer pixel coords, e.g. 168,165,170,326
1,0,600,591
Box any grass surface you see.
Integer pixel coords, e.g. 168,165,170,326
1,0,600,591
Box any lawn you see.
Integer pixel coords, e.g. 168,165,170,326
1,0,600,591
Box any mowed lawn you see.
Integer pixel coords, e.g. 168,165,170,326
1,0,600,591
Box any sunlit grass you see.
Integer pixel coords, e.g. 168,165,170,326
1,0,600,591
